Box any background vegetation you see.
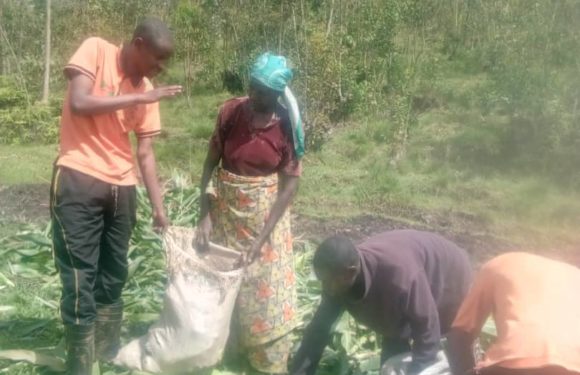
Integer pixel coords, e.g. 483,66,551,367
0,0,579,373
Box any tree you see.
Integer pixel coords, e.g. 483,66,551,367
41,0,51,103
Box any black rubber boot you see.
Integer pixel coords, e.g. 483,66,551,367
94,300,123,361
64,324,95,375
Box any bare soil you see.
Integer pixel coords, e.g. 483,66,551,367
294,208,580,268
0,184,50,224
1,183,577,268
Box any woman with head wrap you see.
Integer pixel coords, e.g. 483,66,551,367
196,53,304,374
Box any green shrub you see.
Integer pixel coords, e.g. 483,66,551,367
0,77,28,108
450,123,508,168
0,76,60,145
0,105,60,145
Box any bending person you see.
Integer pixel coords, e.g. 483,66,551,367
447,252,580,375
290,229,473,375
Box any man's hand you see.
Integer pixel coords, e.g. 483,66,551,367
152,209,169,233
68,71,183,116
195,215,212,252
139,85,182,104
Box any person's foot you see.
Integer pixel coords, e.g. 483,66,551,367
95,301,123,361
64,324,95,375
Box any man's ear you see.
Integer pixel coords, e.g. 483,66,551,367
346,265,358,279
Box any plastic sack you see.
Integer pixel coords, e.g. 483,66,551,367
114,226,243,373
380,350,450,375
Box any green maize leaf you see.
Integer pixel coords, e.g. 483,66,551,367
127,256,146,279
15,232,51,247
15,249,43,257
0,305,15,313
34,296,58,310
0,350,65,372
17,319,53,337
0,271,15,287
482,317,497,337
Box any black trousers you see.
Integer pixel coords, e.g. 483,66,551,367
50,166,136,325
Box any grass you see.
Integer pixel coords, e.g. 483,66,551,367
295,113,580,245
2,90,579,247
154,92,230,178
0,145,56,185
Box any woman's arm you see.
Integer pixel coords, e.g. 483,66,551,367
196,146,221,251
246,173,299,263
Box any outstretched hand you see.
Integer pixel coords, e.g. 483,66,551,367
140,85,182,104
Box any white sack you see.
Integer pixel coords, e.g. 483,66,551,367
381,350,450,375
114,226,243,373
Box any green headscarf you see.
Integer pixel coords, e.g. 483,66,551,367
250,53,305,159
250,52,293,92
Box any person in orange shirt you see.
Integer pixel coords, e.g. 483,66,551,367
447,252,580,375
50,18,181,375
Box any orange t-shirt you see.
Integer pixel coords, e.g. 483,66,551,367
452,252,580,372
57,37,161,186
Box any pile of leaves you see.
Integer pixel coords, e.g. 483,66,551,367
0,176,383,375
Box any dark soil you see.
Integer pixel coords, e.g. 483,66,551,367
1,183,576,268
294,207,580,268
0,183,50,224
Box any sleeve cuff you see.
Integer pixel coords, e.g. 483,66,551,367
64,64,96,81
136,129,162,138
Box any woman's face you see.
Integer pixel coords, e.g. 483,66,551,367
315,266,358,299
248,80,281,113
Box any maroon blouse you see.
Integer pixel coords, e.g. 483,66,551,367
209,97,301,177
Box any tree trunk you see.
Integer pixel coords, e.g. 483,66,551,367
0,3,3,76
41,0,52,103
325,0,335,39
277,0,283,52
389,96,413,168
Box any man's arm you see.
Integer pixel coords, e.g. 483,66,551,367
289,296,343,375
401,274,441,375
446,266,494,375
247,174,299,263
137,136,167,231
381,336,411,364
446,328,477,375
66,70,181,116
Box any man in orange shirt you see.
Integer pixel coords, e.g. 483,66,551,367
447,252,580,375
50,18,181,374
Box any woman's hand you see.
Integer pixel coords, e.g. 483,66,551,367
244,240,264,265
195,215,212,252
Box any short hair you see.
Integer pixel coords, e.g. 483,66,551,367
313,235,359,271
133,17,173,47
